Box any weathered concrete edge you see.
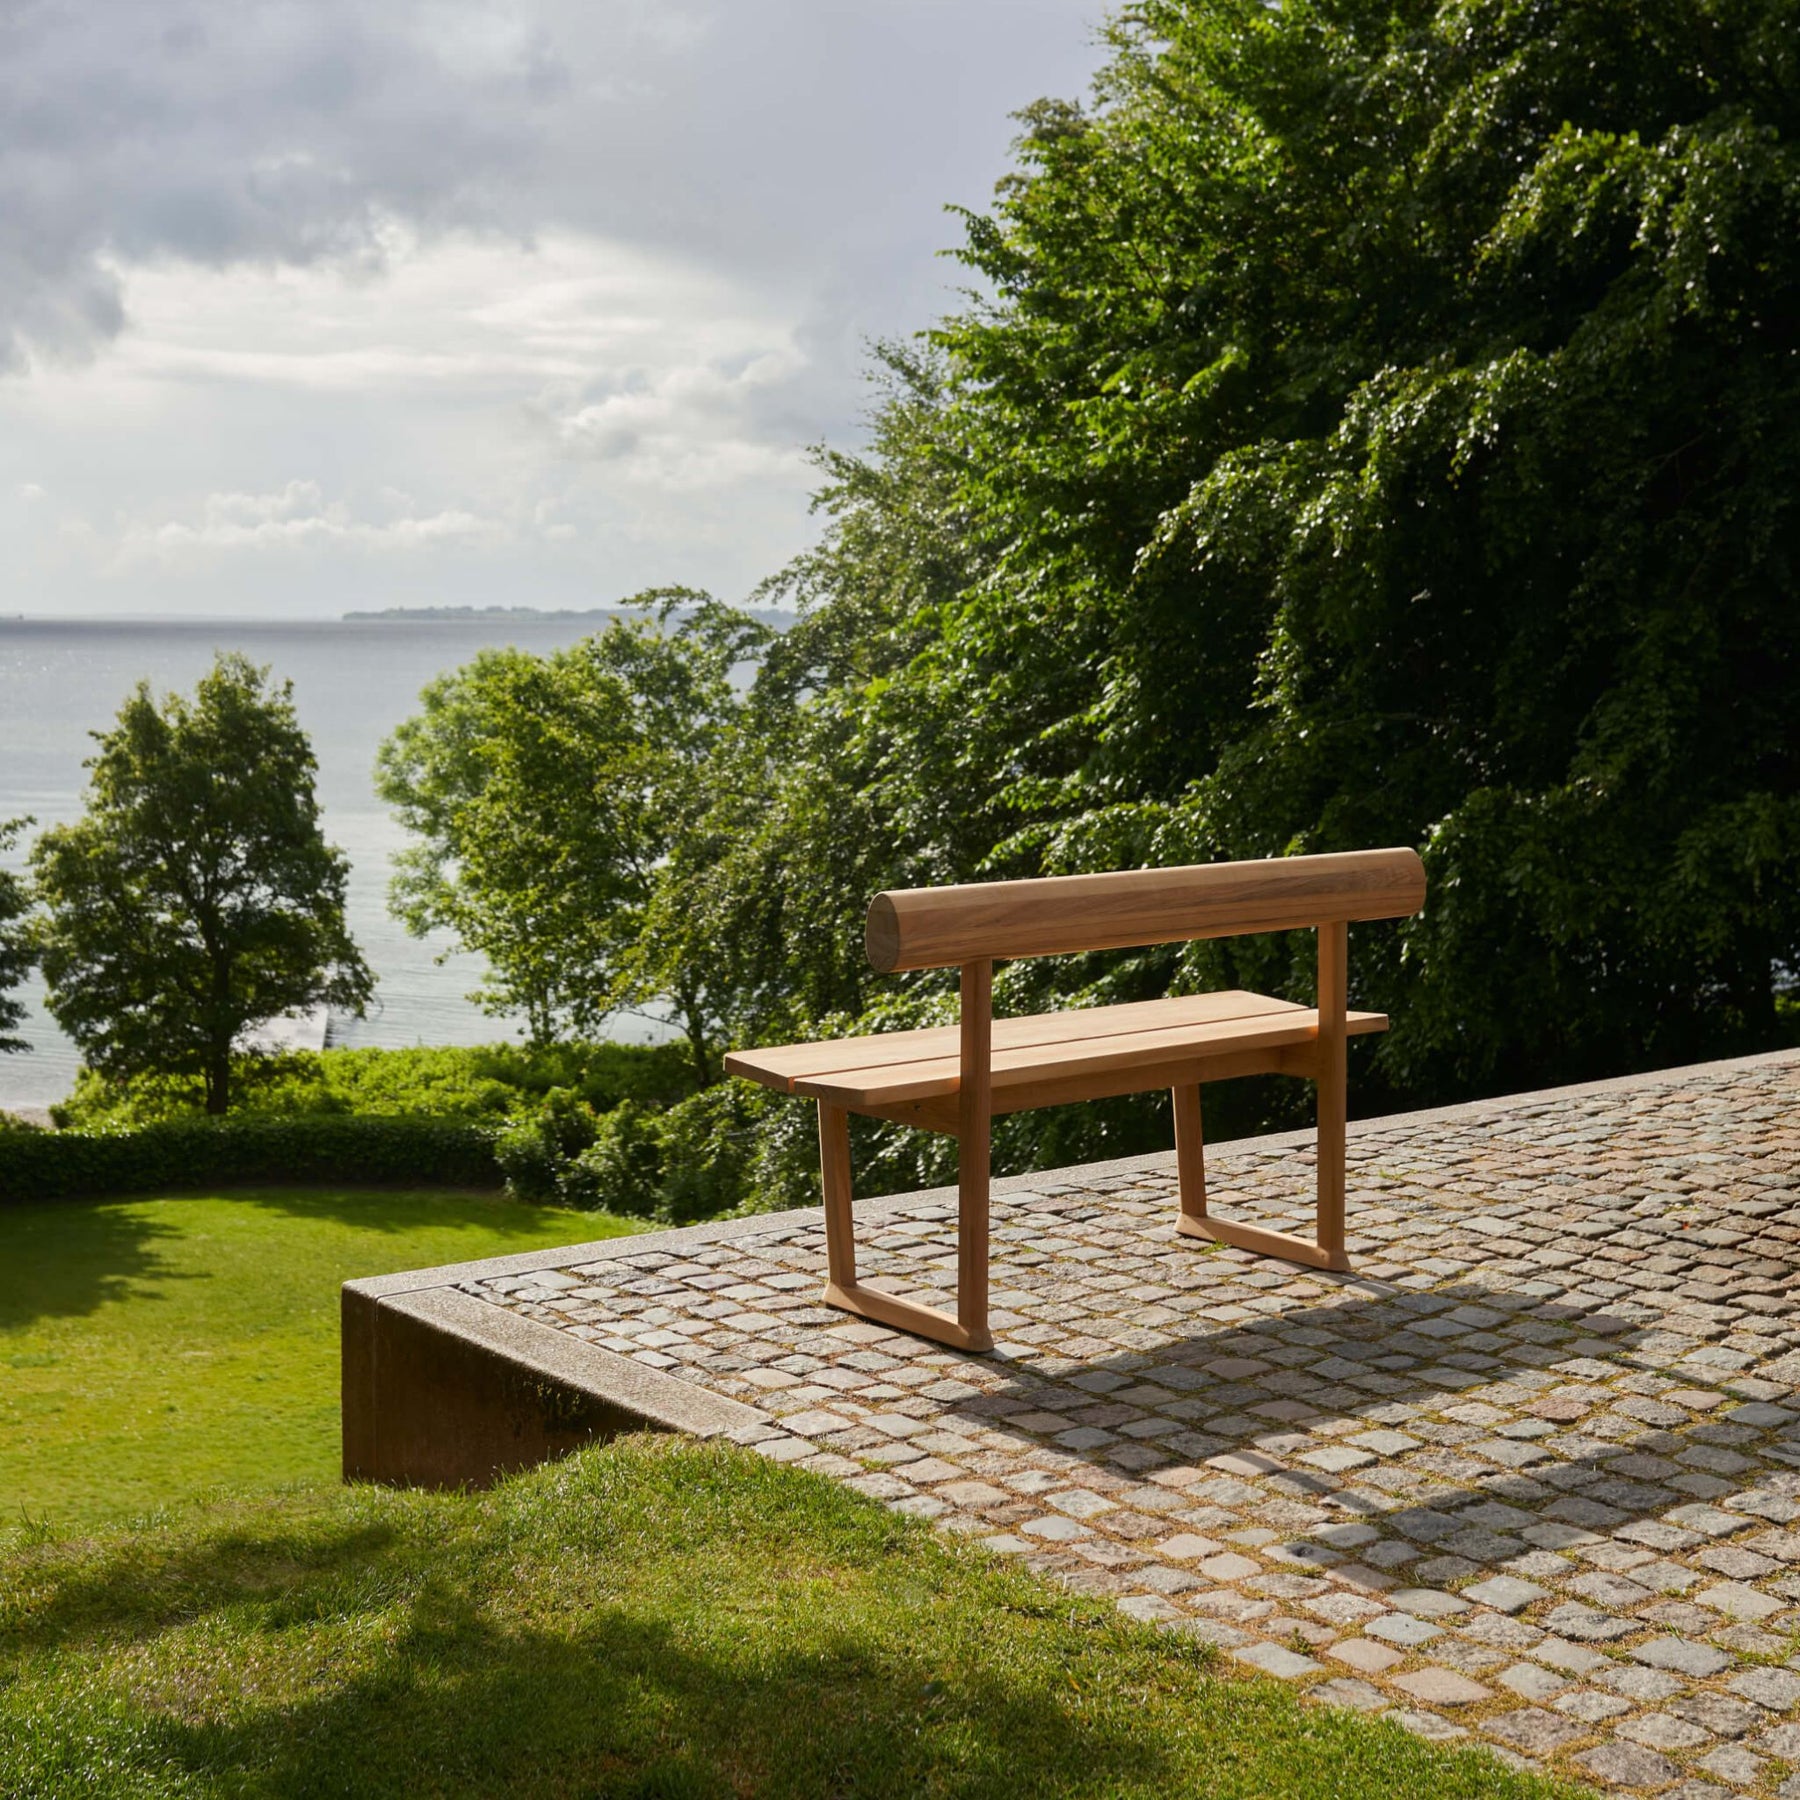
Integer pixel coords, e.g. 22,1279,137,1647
387,1287,761,1439
341,1282,764,1486
349,1043,1800,1300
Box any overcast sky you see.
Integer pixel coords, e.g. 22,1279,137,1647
1,1,1110,619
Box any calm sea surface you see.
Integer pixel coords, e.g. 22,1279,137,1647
0,616,666,1107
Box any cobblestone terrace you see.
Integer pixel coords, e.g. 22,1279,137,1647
466,1051,1800,1798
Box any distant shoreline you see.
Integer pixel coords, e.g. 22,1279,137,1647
342,606,632,621
341,605,794,624
0,608,794,627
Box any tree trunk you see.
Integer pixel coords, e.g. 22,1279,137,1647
1734,941,1778,1049
204,1041,232,1114
204,935,234,1114
679,991,715,1088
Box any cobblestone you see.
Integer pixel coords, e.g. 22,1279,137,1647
471,1050,1800,1796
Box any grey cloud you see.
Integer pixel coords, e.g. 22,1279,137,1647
1,0,558,370
0,0,1105,374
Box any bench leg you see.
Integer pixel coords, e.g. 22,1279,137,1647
1174,1080,1337,1264
816,1098,994,1354
1315,919,1349,1268
956,958,993,1349
818,1101,857,1290
1172,1082,1206,1224
1174,931,1352,1272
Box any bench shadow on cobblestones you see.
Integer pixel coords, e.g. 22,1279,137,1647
917,1278,1776,1532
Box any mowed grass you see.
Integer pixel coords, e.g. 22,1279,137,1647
0,1188,637,1529
0,1435,1585,1800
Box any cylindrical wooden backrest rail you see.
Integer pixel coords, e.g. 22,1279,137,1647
865,848,1425,974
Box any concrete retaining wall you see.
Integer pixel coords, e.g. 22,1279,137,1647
341,1276,758,1488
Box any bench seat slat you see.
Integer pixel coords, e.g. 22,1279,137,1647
779,1005,1387,1109
723,990,1306,1091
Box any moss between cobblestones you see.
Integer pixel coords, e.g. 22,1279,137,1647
0,1436,1589,1800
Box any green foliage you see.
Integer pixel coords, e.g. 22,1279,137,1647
907,0,1800,1103
361,0,1800,1219
42,1041,704,1215
0,1439,1576,1800
493,1085,604,1203
656,1083,793,1223
55,1039,696,1128
0,817,31,1055
30,654,373,1115
0,1114,502,1205
561,1082,816,1224
559,1097,668,1216
376,594,769,1081
648,347,1004,1047
694,0,1800,1149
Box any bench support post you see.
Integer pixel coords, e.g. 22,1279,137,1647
1315,919,1349,1267
814,957,996,1354
1172,1082,1206,1225
1172,922,1352,1272
956,958,993,1345
818,1101,857,1289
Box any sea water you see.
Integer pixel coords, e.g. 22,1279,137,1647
0,615,668,1107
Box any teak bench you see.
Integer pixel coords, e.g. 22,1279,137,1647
724,848,1425,1353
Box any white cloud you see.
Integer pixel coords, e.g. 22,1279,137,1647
110,481,512,567
11,228,823,601
0,0,1108,615
542,345,811,489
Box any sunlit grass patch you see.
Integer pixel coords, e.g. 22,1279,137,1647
0,1186,636,1529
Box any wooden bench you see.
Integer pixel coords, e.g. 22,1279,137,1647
725,848,1425,1353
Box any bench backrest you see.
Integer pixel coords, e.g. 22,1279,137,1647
865,849,1425,974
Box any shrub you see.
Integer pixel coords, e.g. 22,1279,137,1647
561,1099,667,1218
553,1083,820,1223
493,1087,605,1204
492,1117,563,1204
0,1114,502,1205
54,1040,698,1128
657,1085,760,1224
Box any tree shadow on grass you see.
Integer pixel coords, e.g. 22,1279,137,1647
3,1514,1549,1800
0,1184,612,1334
147,1602,1200,1800
0,1502,1191,1799
6,1516,402,1652
0,1198,191,1332
223,1184,611,1242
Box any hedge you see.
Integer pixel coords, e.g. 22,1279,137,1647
55,1039,700,1129
0,1113,503,1204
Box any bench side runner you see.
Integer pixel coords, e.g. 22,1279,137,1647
725,849,1426,1352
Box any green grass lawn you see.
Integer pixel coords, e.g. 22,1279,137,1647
0,1194,1587,1797
0,1434,1584,1800
0,1187,637,1530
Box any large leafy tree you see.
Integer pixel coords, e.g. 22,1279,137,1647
31,655,372,1114
776,0,1800,1110
0,818,32,1056
376,596,767,1083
